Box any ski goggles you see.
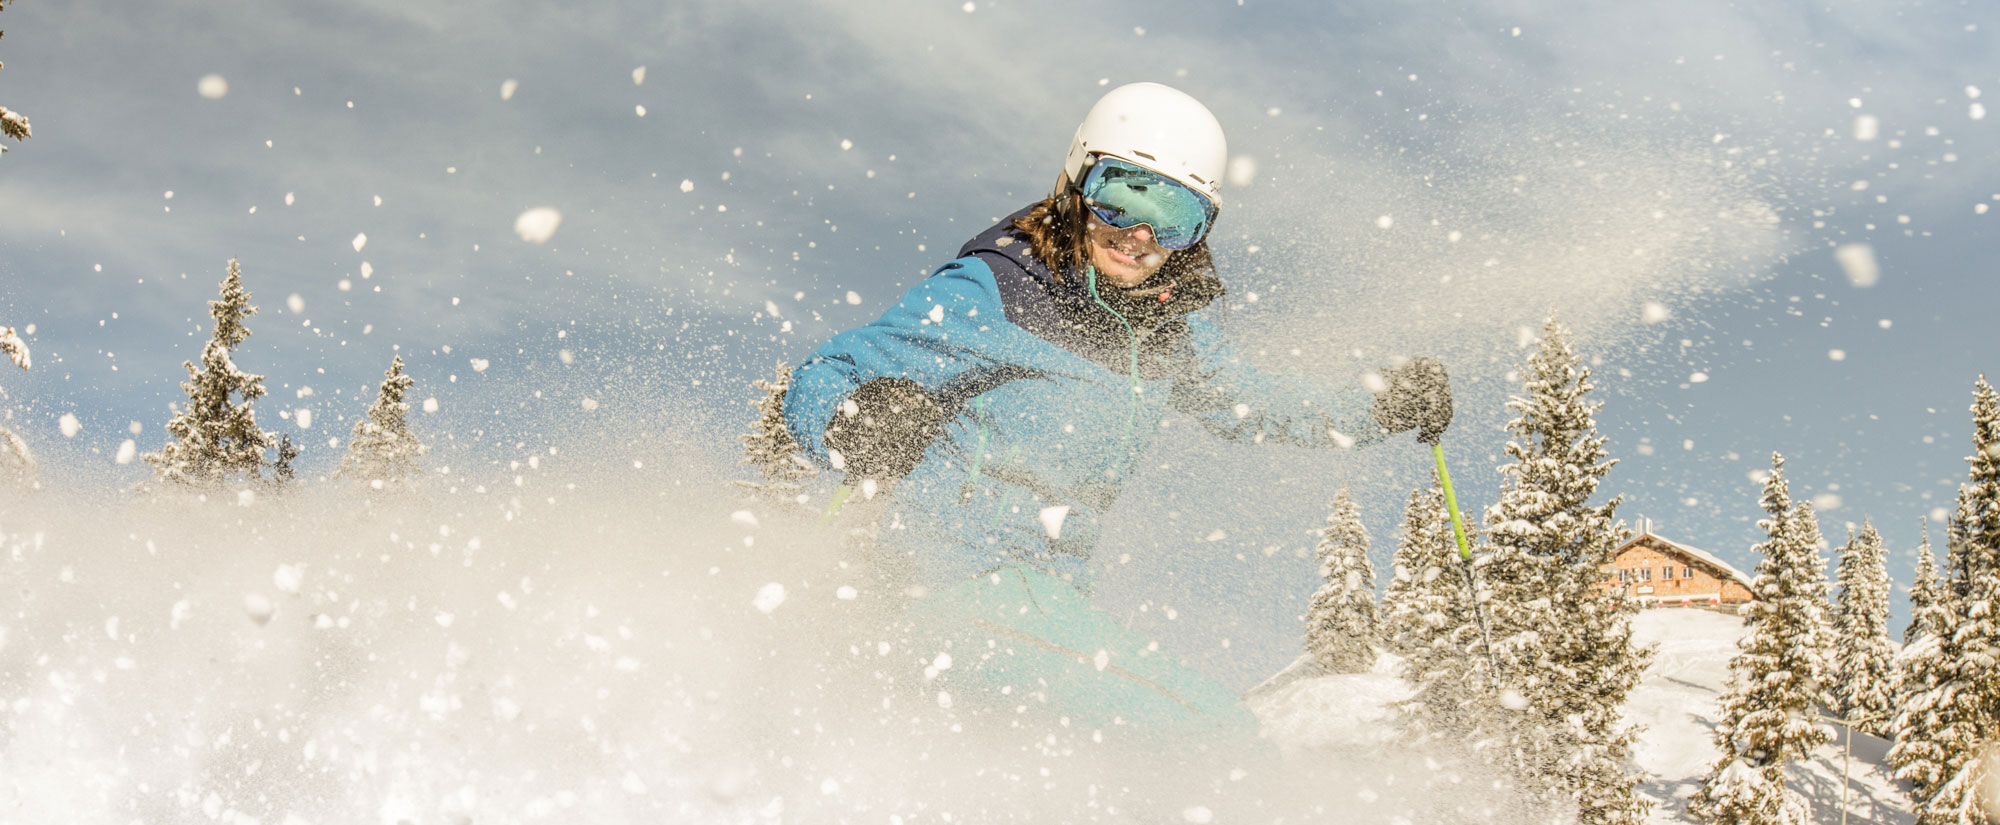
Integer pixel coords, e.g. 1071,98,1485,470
1078,154,1218,251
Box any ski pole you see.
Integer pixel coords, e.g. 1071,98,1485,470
1431,442,1473,560
1431,441,1501,678
819,483,853,526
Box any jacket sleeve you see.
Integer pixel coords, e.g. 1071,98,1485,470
1168,317,1386,449
784,258,1004,466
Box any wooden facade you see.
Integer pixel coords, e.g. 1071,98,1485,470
1597,532,1755,607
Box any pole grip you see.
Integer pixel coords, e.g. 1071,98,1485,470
1431,442,1474,561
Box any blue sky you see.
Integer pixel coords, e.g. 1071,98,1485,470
2,0,1995,677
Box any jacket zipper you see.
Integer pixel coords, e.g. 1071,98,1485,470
1086,266,1143,482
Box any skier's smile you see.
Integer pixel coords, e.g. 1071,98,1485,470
1086,216,1168,288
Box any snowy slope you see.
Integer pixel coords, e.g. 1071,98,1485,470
1251,608,1915,823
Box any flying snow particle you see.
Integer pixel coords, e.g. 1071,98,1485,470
514,208,562,243
1813,493,1843,511
1039,505,1071,539
1853,114,1879,141
679,179,694,193
1834,243,1879,288
244,594,275,627
635,105,646,117
360,261,374,279
860,478,879,500
1182,806,1215,824
1093,649,1110,671
1974,103,1989,121
1933,506,1952,524
114,440,136,464
287,293,305,313
1499,689,1531,711
273,564,303,594
500,79,518,100
1375,215,1394,229
845,291,862,305
469,358,489,373
170,599,192,630
237,489,256,507
836,586,858,600
1226,156,1258,187
1689,372,1709,383
624,773,649,795
1829,349,1847,361
295,409,313,429
819,778,839,796
580,397,599,411
840,139,853,151
763,300,782,319
422,398,439,414
754,582,788,614
351,233,368,252
285,192,295,206
58,414,79,438
1641,302,1672,324
927,304,945,324
961,1,975,11
1205,529,1227,541
197,74,229,99
632,66,647,86
730,510,760,528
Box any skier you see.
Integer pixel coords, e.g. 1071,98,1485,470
785,82,1454,745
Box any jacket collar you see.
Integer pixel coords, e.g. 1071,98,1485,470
960,205,1221,377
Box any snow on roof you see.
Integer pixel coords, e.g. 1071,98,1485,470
1630,532,1756,591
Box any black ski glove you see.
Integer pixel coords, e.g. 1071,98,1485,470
824,377,947,480
1373,357,1454,445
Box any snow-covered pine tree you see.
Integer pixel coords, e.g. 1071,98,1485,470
1831,519,1895,736
143,260,276,487
0,0,32,155
1474,315,1653,825
1907,521,1944,647
272,433,300,486
1690,453,1831,825
1305,486,1379,674
0,324,31,485
1913,376,2000,825
335,355,425,487
732,361,816,507
1891,519,1953,796
1384,479,1486,738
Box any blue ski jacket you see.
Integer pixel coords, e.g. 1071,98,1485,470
786,208,1387,590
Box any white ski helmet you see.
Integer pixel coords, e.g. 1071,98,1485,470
1061,82,1228,206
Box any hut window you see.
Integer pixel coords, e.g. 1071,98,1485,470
1684,566,1694,578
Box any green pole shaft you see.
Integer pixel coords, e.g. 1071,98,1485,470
1432,442,1474,561
819,483,853,526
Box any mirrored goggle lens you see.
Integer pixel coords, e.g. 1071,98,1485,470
1080,156,1214,251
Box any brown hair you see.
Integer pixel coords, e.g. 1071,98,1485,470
1009,189,1217,288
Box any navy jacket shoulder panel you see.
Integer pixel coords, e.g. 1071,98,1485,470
957,206,1197,379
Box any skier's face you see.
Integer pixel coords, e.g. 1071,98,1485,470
1085,214,1169,288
